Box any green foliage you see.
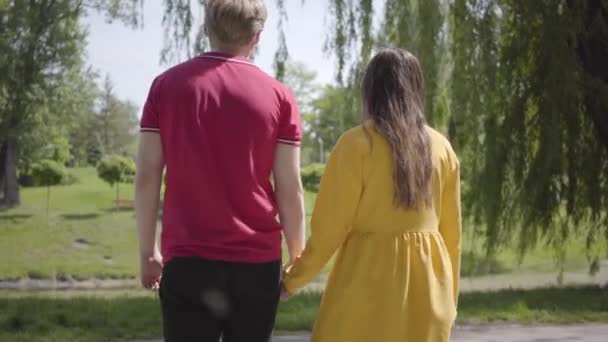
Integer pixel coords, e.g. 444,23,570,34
449,0,608,263
0,0,87,206
283,61,319,113
305,85,362,162
60,172,79,186
323,0,608,269
96,155,135,187
0,1,141,206
158,0,303,79
30,160,66,216
30,161,66,188
301,164,325,193
91,76,139,157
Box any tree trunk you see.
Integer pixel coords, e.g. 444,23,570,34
1,139,20,207
0,142,6,200
115,182,120,210
46,186,50,219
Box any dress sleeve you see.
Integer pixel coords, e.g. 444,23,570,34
439,149,461,308
283,131,364,292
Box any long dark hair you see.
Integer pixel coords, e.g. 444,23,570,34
362,48,433,209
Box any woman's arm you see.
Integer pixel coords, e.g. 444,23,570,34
282,131,364,293
439,154,461,307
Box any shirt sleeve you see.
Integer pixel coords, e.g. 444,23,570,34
140,76,161,133
282,131,364,293
277,87,302,146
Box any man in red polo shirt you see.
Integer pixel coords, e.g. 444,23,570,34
135,1,305,341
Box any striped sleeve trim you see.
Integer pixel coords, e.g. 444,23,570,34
278,138,301,146
140,127,160,133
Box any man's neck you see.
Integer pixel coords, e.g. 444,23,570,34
211,46,252,59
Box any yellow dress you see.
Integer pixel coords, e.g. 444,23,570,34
283,122,461,342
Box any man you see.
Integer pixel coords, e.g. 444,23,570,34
135,1,306,341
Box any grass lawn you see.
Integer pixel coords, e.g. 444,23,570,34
0,167,600,282
0,168,317,280
1,167,606,341
0,285,607,341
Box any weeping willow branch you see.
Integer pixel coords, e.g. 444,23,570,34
325,0,608,268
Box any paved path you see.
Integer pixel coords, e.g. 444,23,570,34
134,323,608,342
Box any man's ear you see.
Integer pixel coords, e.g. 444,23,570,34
254,31,262,45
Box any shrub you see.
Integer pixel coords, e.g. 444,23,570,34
97,155,136,205
60,172,79,186
31,160,66,217
301,163,325,193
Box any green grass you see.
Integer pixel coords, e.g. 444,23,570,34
0,168,317,280
458,286,608,323
0,167,597,281
0,286,606,341
0,168,138,280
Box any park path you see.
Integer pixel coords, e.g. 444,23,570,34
133,323,608,342
2,260,607,292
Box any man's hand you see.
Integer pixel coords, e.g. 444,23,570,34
140,253,163,290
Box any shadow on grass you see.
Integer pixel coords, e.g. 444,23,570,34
60,213,100,221
102,207,134,213
0,286,606,341
0,214,33,223
461,251,511,277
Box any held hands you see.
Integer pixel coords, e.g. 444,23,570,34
280,282,293,301
140,253,163,290
280,260,295,301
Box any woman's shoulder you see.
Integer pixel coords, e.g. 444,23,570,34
338,123,373,149
425,125,459,171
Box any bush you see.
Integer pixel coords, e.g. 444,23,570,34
301,163,325,193
31,160,67,217
97,155,136,204
60,171,79,186
97,155,135,186
31,160,66,187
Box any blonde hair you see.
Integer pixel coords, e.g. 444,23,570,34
205,0,267,48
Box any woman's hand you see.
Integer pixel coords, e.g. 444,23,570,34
280,282,293,301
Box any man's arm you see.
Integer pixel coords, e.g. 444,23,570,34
273,144,306,265
135,133,164,289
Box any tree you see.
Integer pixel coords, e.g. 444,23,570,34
31,160,66,217
158,0,303,80
283,61,319,113
91,76,139,156
322,0,608,267
0,0,142,206
301,84,363,165
0,1,83,206
0,0,140,207
281,61,324,164
97,155,136,207
449,0,608,267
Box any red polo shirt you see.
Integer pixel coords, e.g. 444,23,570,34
140,52,301,263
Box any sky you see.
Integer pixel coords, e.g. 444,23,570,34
84,1,338,112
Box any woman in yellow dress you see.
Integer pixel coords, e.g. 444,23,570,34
282,48,461,342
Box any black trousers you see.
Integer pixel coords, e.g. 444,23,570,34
159,257,281,342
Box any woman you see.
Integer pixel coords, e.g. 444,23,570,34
282,48,461,342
